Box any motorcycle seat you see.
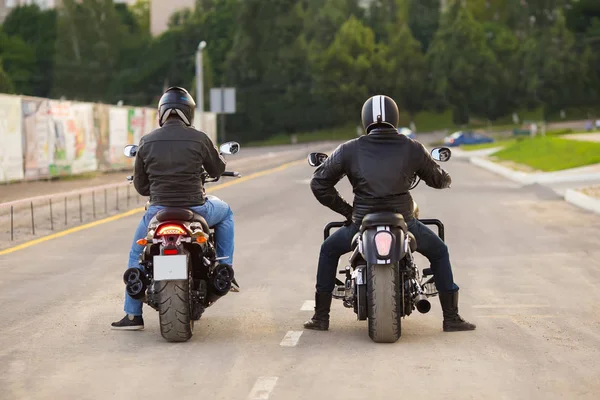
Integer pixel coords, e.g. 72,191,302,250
155,208,211,233
360,212,408,232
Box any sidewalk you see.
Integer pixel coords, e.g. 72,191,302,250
562,132,600,142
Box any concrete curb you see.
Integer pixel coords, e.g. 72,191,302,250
565,189,600,214
470,157,600,185
470,157,533,184
451,147,503,159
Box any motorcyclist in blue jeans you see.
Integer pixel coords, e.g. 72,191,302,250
111,87,237,331
304,95,476,333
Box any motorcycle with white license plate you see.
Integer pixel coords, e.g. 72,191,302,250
307,146,452,343
122,141,241,342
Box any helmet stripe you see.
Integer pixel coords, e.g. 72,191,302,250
380,95,386,121
372,95,381,122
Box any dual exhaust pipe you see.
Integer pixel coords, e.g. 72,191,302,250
123,267,148,300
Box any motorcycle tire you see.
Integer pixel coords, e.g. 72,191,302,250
156,278,193,342
367,261,402,343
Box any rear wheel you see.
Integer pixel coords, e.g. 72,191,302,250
367,262,402,343
156,277,193,342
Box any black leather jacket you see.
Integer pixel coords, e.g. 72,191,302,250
133,119,226,207
310,127,451,224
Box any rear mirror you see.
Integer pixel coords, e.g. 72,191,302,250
220,141,240,155
308,152,328,167
123,145,138,158
431,147,451,162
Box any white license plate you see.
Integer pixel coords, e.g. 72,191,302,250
153,255,188,281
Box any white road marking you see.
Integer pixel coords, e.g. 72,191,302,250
296,179,311,184
280,330,303,347
248,376,279,400
472,304,551,309
301,300,315,310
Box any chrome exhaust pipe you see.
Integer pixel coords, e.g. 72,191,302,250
415,294,431,314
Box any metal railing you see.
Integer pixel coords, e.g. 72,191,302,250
1,181,146,245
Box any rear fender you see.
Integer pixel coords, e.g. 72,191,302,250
361,226,405,265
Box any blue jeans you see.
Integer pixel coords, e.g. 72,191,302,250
124,195,235,316
315,219,459,294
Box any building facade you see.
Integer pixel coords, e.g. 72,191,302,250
150,0,195,36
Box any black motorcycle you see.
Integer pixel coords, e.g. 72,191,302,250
121,141,241,342
307,146,452,343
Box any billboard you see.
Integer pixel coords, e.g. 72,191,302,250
0,95,24,182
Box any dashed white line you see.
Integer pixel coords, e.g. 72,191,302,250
280,330,303,347
248,376,279,400
300,300,315,311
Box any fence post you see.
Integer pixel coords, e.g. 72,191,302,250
10,205,14,241
30,201,35,235
49,199,54,231
104,189,108,214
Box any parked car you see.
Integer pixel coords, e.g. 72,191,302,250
443,131,494,147
398,127,416,139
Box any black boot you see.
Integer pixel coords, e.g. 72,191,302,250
439,291,476,332
303,291,332,331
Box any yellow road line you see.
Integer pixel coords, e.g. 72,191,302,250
0,159,306,257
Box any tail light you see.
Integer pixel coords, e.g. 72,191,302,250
374,231,393,258
163,249,178,255
156,224,186,236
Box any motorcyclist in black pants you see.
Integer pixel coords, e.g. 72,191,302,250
304,95,476,333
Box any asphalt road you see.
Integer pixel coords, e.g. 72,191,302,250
1,150,599,400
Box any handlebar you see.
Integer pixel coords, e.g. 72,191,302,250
221,171,241,177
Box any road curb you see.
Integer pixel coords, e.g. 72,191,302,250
470,157,533,184
451,147,503,159
565,189,600,215
470,157,600,185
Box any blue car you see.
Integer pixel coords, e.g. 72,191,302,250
398,127,416,139
443,131,494,147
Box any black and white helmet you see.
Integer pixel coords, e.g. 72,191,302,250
361,95,400,134
158,86,196,127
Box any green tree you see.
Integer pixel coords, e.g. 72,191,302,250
303,0,365,51
387,24,426,123
521,11,588,119
226,0,315,140
0,33,37,95
317,16,392,125
1,4,57,97
52,0,127,102
365,0,403,43
481,22,522,121
407,0,440,52
427,2,496,125
0,59,15,93
565,0,600,107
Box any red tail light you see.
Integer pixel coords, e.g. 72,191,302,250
156,224,186,236
374,231,393,257
163,249,178,255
